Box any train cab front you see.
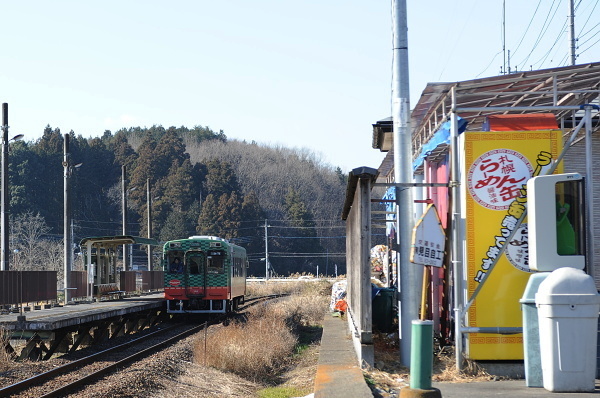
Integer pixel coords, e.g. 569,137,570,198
164,239,229,314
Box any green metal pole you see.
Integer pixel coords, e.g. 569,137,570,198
410,320,434,390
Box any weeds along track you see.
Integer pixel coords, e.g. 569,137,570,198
0,294,284,397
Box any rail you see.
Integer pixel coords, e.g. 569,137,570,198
0,294,285,396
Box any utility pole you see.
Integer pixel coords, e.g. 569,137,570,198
264,219,269,280
502,0,506,74
122,165,128,271
1,103,9,271
147,178,152,271
569,0,576,65
392,0,417,367
63,134,75,302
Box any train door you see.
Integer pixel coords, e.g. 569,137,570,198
185,251,206,297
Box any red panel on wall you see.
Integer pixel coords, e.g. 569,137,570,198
486,114,558,131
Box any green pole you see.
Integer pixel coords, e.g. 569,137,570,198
409,320,434,390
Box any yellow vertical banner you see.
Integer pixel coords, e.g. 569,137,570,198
461,130,562,360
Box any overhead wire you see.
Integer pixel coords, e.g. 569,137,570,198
576,0,599,38
510,0,544,59
532,15,569,68
516,0,561,69
578,33,600,55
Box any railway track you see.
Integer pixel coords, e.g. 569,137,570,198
0,294,284,398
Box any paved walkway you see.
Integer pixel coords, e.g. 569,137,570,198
433,379,600,397
314,313,373,398
314,312,600,397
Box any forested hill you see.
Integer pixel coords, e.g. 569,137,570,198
8,125,348,276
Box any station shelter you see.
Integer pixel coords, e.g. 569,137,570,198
79,235,160,300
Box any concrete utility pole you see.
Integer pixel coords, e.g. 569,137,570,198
147,178,152,270
392,0,417,367
122,165,128,271
63,134,79,302
1,103,9,271
569,0,576,65
264,219,269,280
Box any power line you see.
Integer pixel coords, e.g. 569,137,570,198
517,0,561,69
578,33,600,55
510,0,544,59
576,0,600,38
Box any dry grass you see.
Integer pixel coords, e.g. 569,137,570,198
246,279,332,298
432,346,495,383
195,305,297,382
0,328,18,372
195,280,330,387
366,333,495,394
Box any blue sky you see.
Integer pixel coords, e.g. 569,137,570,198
1,1,598,172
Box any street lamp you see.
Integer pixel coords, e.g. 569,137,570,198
1,102,24,271
63,134,82,303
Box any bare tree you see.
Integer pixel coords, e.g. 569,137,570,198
11,212,64,287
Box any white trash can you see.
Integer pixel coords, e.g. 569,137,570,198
520,272,550,387
535,267,600,392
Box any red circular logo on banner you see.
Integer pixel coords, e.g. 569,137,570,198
170,279,181,286
467,148,533,210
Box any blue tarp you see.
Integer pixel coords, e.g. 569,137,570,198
412,117,468,171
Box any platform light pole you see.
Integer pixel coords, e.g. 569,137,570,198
1,103,24,271
63,134,82,302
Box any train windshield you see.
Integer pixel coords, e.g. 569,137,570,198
186,252,205,275
207,250,225,274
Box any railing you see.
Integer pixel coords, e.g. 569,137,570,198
0,271,57,306
120,270,164,294
69,271,88,299
120,271,137,293
140,270,164,292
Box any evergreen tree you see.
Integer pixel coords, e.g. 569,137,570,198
240,190,266,261
280,188,323,274
203,159,240,199
335,167,347,184
128,135,157,229
159,211,191,242
162,158,195,213
221,191,242,240
153,127,188,179
108,131,137,171
9,140,33,215
29,127,64,231
197,194,219,236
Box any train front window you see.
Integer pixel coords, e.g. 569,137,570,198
167,251,185,273
207,251,225,274
186,253,205,275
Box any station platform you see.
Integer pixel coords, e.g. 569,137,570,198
314,313,373,398
0,293,166,360
0,293,165,331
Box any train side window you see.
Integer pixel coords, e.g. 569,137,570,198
207,251,224,274
233,257,240,277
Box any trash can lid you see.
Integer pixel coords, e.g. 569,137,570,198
520,272,551,303
535,267,599,304
535,293,600,305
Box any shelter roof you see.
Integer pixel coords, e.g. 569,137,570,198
80,235,159,248
374,61,600,176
